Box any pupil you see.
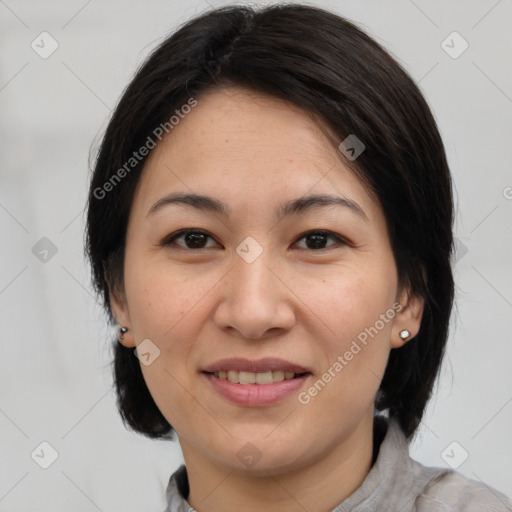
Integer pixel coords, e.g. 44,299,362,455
187,232,206,248
308,234,326,249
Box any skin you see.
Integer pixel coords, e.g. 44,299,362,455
110,86,424,512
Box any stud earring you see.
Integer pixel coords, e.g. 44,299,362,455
119,326,128,341
399,329,410,340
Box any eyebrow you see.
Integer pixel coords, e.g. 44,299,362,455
146,192,368,221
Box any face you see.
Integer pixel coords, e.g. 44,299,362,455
111,86,424,476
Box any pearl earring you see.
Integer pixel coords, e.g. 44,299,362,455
119,326,128,341
399,329,410,340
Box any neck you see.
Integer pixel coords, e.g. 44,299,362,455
181,409,375,512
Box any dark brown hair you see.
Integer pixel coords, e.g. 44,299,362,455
85,3,454,441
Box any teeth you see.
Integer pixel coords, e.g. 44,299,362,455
256,371,273,384
239,371,255,384
272,370,284,382
227,370,238,383
213,370,300,384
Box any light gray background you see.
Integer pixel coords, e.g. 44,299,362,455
1,0,511,510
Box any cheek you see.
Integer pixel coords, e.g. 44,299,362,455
305,268,395,343
124,257,209,340
126,262,209,431
306,270,395,392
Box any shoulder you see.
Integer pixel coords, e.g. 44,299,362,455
379,418,512,511
410,459,512,511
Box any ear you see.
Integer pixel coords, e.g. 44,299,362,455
109,287,136,348
391,284,425,349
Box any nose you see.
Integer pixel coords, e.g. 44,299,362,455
213,246,296,340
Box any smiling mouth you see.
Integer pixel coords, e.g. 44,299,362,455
204,370,310,385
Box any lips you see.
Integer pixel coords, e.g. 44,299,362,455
201,357,312,405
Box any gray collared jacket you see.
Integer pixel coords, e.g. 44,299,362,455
163,417,512,511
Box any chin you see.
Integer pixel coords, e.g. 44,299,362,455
228,451,308,477
208,433,312,477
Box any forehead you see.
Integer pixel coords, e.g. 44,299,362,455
132,86,380,223
150,87,337,167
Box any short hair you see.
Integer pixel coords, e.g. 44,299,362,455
85,3,454,441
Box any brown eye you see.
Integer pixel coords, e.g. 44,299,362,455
294,230,347,250
161,229,347,251
161,229,218,250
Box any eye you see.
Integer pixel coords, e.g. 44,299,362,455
294,230,347,250
161,229,348,251
161,229,219,250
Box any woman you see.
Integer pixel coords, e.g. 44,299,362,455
85,4,512,511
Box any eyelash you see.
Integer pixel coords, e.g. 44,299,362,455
160,229,349,252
